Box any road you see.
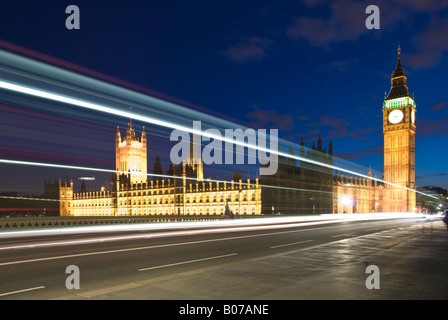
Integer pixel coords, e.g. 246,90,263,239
0,213,447,300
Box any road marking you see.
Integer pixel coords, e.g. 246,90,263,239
138,253,238,272
78,283,143,298
0,285,45,297
331,234,351,238
270,240,313,249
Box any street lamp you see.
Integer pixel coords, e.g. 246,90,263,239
340,196,353,213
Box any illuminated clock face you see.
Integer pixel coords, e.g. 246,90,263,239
388,109,404,124
411,110,415,124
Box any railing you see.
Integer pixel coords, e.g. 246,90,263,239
0,215,227,230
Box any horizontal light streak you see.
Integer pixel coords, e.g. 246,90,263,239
0,156,438,200
0,80,436,199
0,214,427,267
0,212,425,241
0,195,59,202
0,220,355,263
0,158,328,195
0,160,435,208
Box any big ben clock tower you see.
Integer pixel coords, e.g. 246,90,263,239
383,46,416,212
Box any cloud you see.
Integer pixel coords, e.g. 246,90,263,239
334,144,383,160
327,126,348,140
297,114,377,142
319,114,351,140
406,17,448,70
245,104,294,130
418,117,448,137
406,50,445,70
348,126,378,140
319,114,350,128
430,101,447,112
297,114,311,121
387,0,448,13
221,37,273,63
334,152,364,160
287,0,448,69
293,114,351,141
330,59,359,72
286,0,367,46
416,172,448,179
360,145,383,155
357,106,368,115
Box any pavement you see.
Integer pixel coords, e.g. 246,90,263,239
83,218,448,300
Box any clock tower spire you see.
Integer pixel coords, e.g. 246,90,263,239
386,45,410,100
383,46,416,212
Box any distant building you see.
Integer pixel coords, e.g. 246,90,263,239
59,123,261,216
262,47,416,214
335,47,416,213
59,48,416,216
332,167,385,214
260,137,334,215
382,46,417,212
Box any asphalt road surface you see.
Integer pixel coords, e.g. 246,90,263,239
0,214,447,300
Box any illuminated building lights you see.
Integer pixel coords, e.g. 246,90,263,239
0,79,427,198
383,96,415,109
340,196,353,207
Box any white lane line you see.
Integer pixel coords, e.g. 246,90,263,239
0,285,45,297
138,253,238,272
270,240,314,249
331,234,350,238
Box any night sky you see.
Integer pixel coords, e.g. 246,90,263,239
0,0,447,194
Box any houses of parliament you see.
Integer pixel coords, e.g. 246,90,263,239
59,123,262,217
58,49,416,216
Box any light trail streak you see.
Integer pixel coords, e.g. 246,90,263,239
0,195,59,202
0,213,425,252
0,158,438,200
0,158,331,196
0,79,432,199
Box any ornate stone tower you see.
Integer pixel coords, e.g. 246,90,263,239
188,133,204,181
59,179,73,216
115,120,147,184
383,47,416,212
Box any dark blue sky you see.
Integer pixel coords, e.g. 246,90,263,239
0,0,447,193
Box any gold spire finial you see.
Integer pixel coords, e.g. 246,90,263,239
397,45,401,57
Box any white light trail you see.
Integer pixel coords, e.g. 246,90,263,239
0,195,59,202
0,158,328,195
0,158,437,200
0,213,425,252
0,79,436,199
